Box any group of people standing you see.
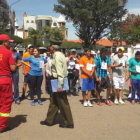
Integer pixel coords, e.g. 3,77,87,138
0,34,140,132
79,48,140,106
65,47,140,107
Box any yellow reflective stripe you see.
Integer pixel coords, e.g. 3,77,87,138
0,113,10,117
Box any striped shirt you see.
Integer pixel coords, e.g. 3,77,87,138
95,56,111,78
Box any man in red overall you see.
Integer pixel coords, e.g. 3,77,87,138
0,34,16,132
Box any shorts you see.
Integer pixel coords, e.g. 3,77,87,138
113,77,125,90
82,78,94,92
24,74,29,83
95,77,111,91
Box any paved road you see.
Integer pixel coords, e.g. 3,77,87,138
1,68,140,140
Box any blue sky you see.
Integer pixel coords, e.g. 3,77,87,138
7,0,140,39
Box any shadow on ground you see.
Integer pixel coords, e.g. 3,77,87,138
9,115,27,130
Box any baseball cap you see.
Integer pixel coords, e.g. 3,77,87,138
52,45,59,49
0,34,14,42
71,49,76,52
118,47,125,51
91,50,96,55
27,44,33,48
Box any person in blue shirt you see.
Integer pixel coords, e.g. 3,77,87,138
22,48,47,106
10,45,22,104
94,48,112,106
129,51,140,104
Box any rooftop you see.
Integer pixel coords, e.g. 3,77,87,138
68,39,126,47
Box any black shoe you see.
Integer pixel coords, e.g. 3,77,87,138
21,94,25,99
0,127,11,133
59,124,74,128
40,121,54,126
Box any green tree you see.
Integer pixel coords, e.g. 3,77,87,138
109,14,140,45
22,38,33,48
28,29,43,47
0,28,23,45
108,21,122,46
28,26,64,48
123,15,140,44
54,0,127,48
61,40,82,49
49,27,64,45
42,26,64,47
22,38,43,48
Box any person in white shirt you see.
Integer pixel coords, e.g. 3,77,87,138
66,49,79,94
45,52,52,96
111,48,129,104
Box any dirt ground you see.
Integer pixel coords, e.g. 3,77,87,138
1,68,140,140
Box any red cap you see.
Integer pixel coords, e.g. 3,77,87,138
0,34,14,42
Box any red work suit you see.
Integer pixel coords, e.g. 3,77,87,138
0,46,15,131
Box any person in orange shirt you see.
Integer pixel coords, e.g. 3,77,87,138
79,48,95,107
21,46,34,99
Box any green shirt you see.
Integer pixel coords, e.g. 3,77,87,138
129,57,140,80
51,51,68,88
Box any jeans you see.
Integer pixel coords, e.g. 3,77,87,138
46,76,52,96
12,71,20,102
131,79,140,101
28,74,43,100
68,71,79,92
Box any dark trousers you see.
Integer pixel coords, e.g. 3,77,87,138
28,75,43,100
68,71,79,90
12,71,20,101
46,76,52,96
132,79,140,101
45,92,74,125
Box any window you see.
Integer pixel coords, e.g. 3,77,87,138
31,20,34,23
45,20,50,26
26,20,29,23
53,22,57,26
37,20,42,30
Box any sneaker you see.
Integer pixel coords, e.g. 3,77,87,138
105,99,112,106
119,98,125,104
30,100,35,106
97,101,102,106
83,101,88,107
114,99,119,105
15,100,20,104
87,101,93,107
135,94,138,99
128,93,132,98
38,100,43,105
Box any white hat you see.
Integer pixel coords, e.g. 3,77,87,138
91,50,96,55
27,44,32,48
71,49,76,52
52,45,59,49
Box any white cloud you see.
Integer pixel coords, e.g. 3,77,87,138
128,8,140,15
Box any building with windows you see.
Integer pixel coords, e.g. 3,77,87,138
22,12,67,39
